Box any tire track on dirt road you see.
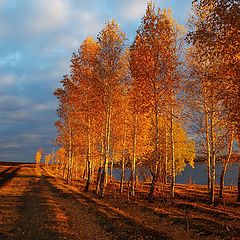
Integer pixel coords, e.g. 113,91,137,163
0,167,20,187
12,167,72,240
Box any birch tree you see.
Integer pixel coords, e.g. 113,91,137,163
187,0,239,202
96,20,127,197
70,37,100,192
130,3,185,198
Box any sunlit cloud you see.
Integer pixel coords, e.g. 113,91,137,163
24,0,70,35
118,0,148,21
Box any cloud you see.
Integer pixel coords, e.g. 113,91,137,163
6,111,29,121
118,0,148,21
0,0,70,37
0,95,29,110
71,11,103,36
55,35,80,51
0,131,56,162
34,101,57,112
0,74,16,86
0,141,27,151
0,94,57,129
19,133,45,142
0,52,22,67
25,0,70,35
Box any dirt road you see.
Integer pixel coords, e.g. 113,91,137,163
0,163,239,240
0,163,172,240
0,163,115,240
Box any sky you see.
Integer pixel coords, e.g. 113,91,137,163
0,0,192,162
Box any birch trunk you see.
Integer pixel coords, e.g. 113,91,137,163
105,106,111,185
170,93,175,198
131,114,137,196
209,102,216,203
110,161,113,182
120,116,127,194
237,136,240,202
85,117,92,192
164,124,168,184
96,138,103,194
202,82,211,191
148,83,160,198
219,130,234,198
99,103,111,197
67,123,73,183
237,163,240,202
149,161,160,199
205,107,211,192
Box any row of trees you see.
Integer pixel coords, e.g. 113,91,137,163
186,0,239,202
53,4,195,199
38,1,239,203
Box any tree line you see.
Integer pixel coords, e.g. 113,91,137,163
36,0,239,203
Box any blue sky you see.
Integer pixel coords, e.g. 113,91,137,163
0,0,192,162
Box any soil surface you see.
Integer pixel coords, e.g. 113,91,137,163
0,162,239,240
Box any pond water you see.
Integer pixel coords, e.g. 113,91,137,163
112,162,239,186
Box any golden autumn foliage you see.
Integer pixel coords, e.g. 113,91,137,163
129,3,190,197
44,154,51,166
51,4,196,198
187,0,239,203
46,1,239,202
35,149,42,165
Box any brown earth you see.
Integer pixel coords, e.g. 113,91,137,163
0,163,239,240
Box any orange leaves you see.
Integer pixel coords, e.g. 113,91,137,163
54,20,129,183
44,153,51,165
188,0,239,133
35,149,42,164
53,3,196,192
130,4,184,114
